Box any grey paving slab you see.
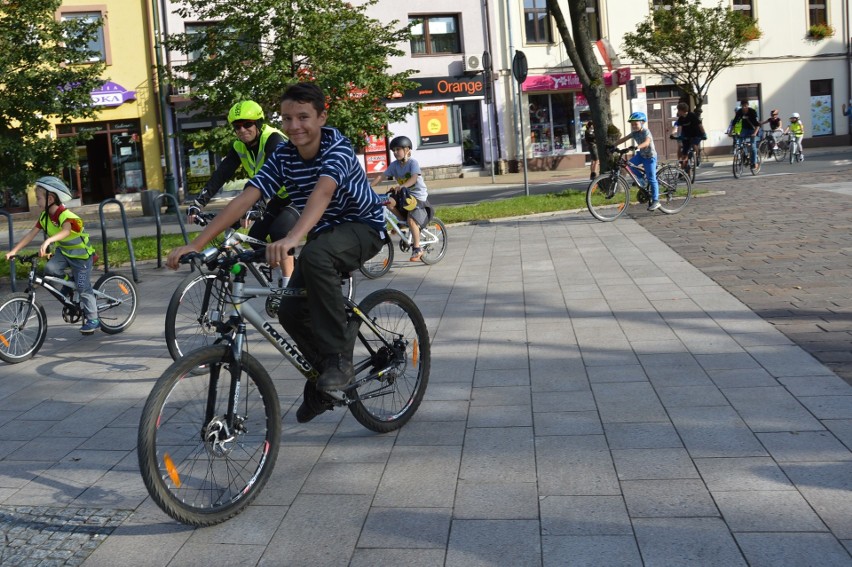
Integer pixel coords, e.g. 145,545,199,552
542,535,643,567
633,517,748,566
446,519,541,567
735,532,852,567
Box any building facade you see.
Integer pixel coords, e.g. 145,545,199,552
48,0,165,207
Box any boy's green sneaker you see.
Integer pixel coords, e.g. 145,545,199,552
80,319,100,335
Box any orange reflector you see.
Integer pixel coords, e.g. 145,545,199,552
164,453,181,488
0,334,8,348
412,339,419,367
118,282,129,294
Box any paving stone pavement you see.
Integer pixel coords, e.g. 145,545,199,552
1,164,852,565
635,162,852,387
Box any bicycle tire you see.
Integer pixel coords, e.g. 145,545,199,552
586,173,630,222
686,153,696,184
165,272,227,362
0,293,47,364
360,237,394,279
419,218,448,265
348,289,430,433
774,140,788,162
656,165,692,214
137,345,281,526
94,273,138,334
732,148,744,178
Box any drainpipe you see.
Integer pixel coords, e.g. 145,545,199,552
149,0,177,206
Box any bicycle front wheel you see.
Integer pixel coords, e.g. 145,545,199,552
0,293,47,364
774,140,788,162
732,149,744,178
348,289,430,433
94,273,138,334
165,272,227,362
419,218,448,265
360,237,394,279
587,174,630,222
656,165,693,214
137,345,281,526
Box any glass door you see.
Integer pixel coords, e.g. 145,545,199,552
458,101,483,167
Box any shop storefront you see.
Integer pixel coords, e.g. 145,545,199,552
175,117,231,201
54,81,154,206
385,75,488,175
522,68,631,169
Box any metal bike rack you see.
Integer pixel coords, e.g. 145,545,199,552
153,192,190,269
1,210,17,292
98,198,140,282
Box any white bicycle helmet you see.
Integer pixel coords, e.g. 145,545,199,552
790,112,800,119
35,176,74,203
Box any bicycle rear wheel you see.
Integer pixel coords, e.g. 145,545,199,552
0,293,47,364
348,289,430,433
360,237,394,279
94,273,138,334
587,174,630,222
137,345,281,526
656,165,693,214
774,139,789,162
165,272,226,362
419,218,448,265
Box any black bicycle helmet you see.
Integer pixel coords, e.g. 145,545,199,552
389,136,413,150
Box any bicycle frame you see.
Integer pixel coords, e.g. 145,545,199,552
199,254,399,404
382,208,441,249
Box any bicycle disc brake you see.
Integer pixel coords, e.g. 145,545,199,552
203,416,241,457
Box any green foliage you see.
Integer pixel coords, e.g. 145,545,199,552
622,0,759,113
165,0,419,153
0,0,106,195
806,23,835,40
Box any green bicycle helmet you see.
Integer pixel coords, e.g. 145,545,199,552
228,100,265,124
35,176,74,203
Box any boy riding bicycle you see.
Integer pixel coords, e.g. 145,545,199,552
167,82,385,423
5,177,100,334
611,111,661,211
728,100,760,165
371,135,430,261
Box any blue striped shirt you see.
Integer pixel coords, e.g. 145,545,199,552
248,127,385,235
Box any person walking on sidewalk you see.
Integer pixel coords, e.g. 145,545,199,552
371,136,430,261
186,100,298,286
5,177,100,334
584,121,599,180
166,82,385,423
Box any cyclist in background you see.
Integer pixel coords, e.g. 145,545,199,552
5,177,100,334
784,112,806,161
372,136,430,261
186,100,298,286
670,102,706,173
761,109,784,151
729,100,760,165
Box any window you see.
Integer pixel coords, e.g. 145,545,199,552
528,93,575,156
732,0,753,20
810,79,833,136
410,15,461,55
735,83,762,116
809,0,827,26
524,0,551,44
652,0,676,10
59,8,110,65
586,0,601,41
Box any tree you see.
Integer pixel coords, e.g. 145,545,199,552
0,0,106,197
165,0,418,153
622,0,760,115
545,0,613,171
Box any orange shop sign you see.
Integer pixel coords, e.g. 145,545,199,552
418,104,449,145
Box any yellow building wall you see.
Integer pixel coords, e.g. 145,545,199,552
54,0,163,195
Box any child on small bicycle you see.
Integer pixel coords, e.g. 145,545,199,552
670,102,706,173
784,112,805,161
372,135,430,261
5,176,100,334
611,111,661,211
761,109,783,150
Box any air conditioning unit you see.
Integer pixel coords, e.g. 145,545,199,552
463,54,483,73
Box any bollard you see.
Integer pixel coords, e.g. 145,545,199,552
0,210,16,292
